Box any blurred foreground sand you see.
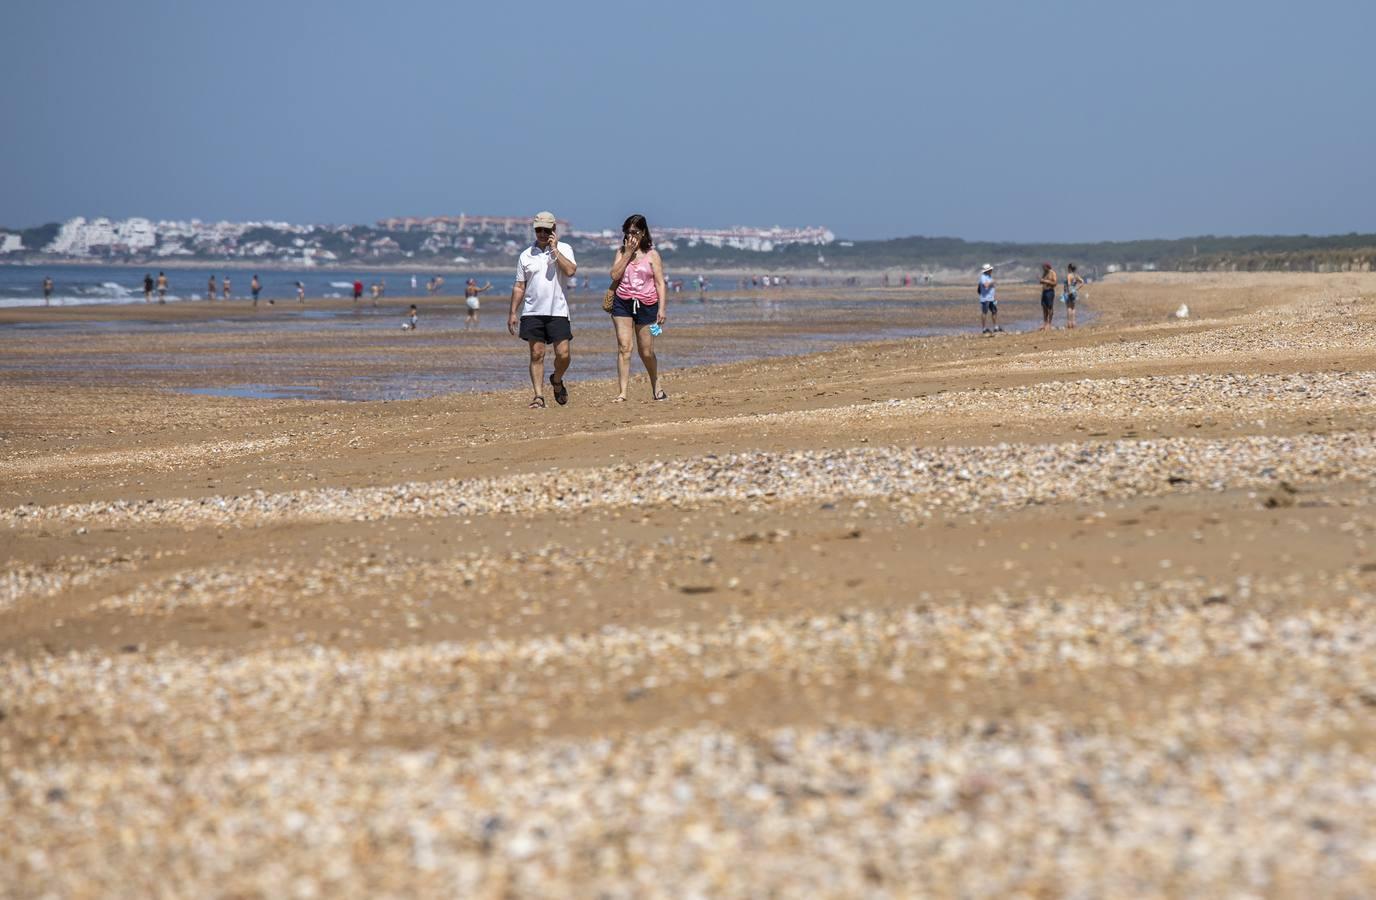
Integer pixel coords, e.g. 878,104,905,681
3,273,1376,896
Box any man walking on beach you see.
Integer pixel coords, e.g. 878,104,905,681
508,211,577,409
1038,261,1058,331
978,264,1000,333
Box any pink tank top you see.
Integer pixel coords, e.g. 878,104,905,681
615,254,659,304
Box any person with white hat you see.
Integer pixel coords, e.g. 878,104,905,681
978,264,1001,334
508,211,578,408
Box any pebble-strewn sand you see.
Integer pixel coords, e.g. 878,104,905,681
3,273,1376,897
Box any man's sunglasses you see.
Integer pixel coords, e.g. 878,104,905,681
534,227,554,235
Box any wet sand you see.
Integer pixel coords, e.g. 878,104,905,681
3,272,1376,896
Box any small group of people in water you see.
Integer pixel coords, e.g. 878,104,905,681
976,261,1085,334
506,211,668,409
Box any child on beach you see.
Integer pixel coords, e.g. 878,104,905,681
402,304,418,330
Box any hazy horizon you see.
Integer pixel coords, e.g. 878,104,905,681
4,0,1373,243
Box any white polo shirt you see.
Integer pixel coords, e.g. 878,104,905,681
515,241,576,318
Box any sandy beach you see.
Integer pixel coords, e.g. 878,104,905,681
3,272,1376,896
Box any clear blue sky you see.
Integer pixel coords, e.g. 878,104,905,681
3,0,1373,241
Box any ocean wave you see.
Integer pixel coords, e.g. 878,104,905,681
329,281,355,289
78,282,136,297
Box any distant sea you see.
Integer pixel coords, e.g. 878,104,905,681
0,263,526,308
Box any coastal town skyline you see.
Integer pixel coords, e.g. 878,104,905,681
0,214,837,263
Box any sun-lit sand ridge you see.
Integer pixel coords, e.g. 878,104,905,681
3,272,1376,896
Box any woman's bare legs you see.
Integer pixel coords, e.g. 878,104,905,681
634,321,660,398
612,316,634,400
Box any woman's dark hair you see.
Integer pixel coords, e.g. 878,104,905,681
622,214,653,252
1067,263,1077,272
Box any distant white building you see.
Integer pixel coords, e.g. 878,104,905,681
46,216,156,254
0,234,23,254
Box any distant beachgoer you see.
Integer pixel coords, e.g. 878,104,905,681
1065,263,1084,329
208,275,217,301
434,275,445,294
465,278,493,331
370,282,381,306
508,211,576,409
156,271,168,304
42,276,54,306
609,213,668,402
143,273,154,303
353,280,363,304
251,274,262,306
378,278,386,299
402,304,418,330
222,276,231,300
1039,262,1058,331
411,275,418,290
978,263,1001,333
697,274,707,300
295,281,305,303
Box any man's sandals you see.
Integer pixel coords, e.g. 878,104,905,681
550,376,568,406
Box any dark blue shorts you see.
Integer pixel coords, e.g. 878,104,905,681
980,300,997,314
611,295,658,325
1041,288,1056,310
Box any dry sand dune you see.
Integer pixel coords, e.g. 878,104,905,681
3,272,1376,896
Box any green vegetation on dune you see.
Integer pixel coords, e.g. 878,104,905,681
659,232,1376,274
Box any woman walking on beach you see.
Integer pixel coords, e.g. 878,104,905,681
609,214,668,402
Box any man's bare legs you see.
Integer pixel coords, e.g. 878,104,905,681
550,339,571,396
529,339,571,402
612,316,634,400
528,341,546,402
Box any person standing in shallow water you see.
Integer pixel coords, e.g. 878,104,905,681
143,273,154,303
156,271,168,304
464,278,493,331
1038,261,1058,331
208,275,217,302
222,276,232,300
608,213,668,402
250,274,262,306
42,276,54,306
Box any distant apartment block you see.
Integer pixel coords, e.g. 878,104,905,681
377,214,574,235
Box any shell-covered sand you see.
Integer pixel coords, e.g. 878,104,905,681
3,273,1376,897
